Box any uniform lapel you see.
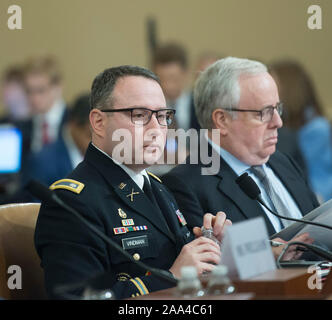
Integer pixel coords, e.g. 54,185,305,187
150,179,181,234
85,144,176,242
112,180,176,243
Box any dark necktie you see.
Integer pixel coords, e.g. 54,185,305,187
250,165,291,228
42,119,50,145
143,175,159,208
143,175,174,235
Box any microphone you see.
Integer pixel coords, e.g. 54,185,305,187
235,173,332,231
27,180,178,297
235,173,332,262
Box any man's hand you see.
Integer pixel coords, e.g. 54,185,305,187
193,211,232,243
271,232,314,261
169,237,221,278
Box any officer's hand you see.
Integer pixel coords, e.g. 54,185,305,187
169,237,221,278
193,211,232,243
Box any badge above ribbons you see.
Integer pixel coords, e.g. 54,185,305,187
118,208,127,219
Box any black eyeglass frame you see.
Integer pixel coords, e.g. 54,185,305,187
99,107,176,126
222,102,283,123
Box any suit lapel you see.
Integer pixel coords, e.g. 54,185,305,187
85,144,176,242
214,156,276,235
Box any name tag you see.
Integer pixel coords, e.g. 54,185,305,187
122,235,149,250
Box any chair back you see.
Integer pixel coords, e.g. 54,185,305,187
0,203,46,299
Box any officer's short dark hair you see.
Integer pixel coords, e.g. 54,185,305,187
152,43,188,70
90,65,159,110
69,93,91,126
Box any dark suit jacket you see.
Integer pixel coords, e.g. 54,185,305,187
5,133,73,204
35,143,193,299
163,150,319,236
277,127,307,177
189,94,200,131
21,134,73,187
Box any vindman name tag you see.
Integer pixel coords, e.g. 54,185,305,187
122,235,149,250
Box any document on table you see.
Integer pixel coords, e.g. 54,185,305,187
270,198,332,249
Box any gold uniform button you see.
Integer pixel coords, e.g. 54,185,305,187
133,253,140,261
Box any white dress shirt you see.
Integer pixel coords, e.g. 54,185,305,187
31,99,66,152
91,143,150,190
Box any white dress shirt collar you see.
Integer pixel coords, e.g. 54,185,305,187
31,99,66,152
91,143,150,190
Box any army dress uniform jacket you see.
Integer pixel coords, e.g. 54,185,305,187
34,143,194,299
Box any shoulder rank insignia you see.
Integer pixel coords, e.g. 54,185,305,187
49,179,85,194
147,171,162,183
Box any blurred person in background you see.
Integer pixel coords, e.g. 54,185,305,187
17,56,68,160
151,43,200,131
0,65,29,123
21,93,91,189
270,60,332,203
193,51,222,81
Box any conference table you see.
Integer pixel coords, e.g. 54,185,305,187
131,268,332,300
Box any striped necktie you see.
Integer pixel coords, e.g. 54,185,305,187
250,165,293,228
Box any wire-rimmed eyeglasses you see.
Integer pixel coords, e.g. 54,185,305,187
100,107,176,126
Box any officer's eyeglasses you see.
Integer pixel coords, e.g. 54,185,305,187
100,107,176,126
222,102,283,123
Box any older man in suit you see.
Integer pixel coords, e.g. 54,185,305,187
163,57,319,239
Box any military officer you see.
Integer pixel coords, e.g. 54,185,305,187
34,65,231,299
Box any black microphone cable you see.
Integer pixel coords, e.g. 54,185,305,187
276,241,332,269
236,172,332,231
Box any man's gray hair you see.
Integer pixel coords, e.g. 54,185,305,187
194,57,267,129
